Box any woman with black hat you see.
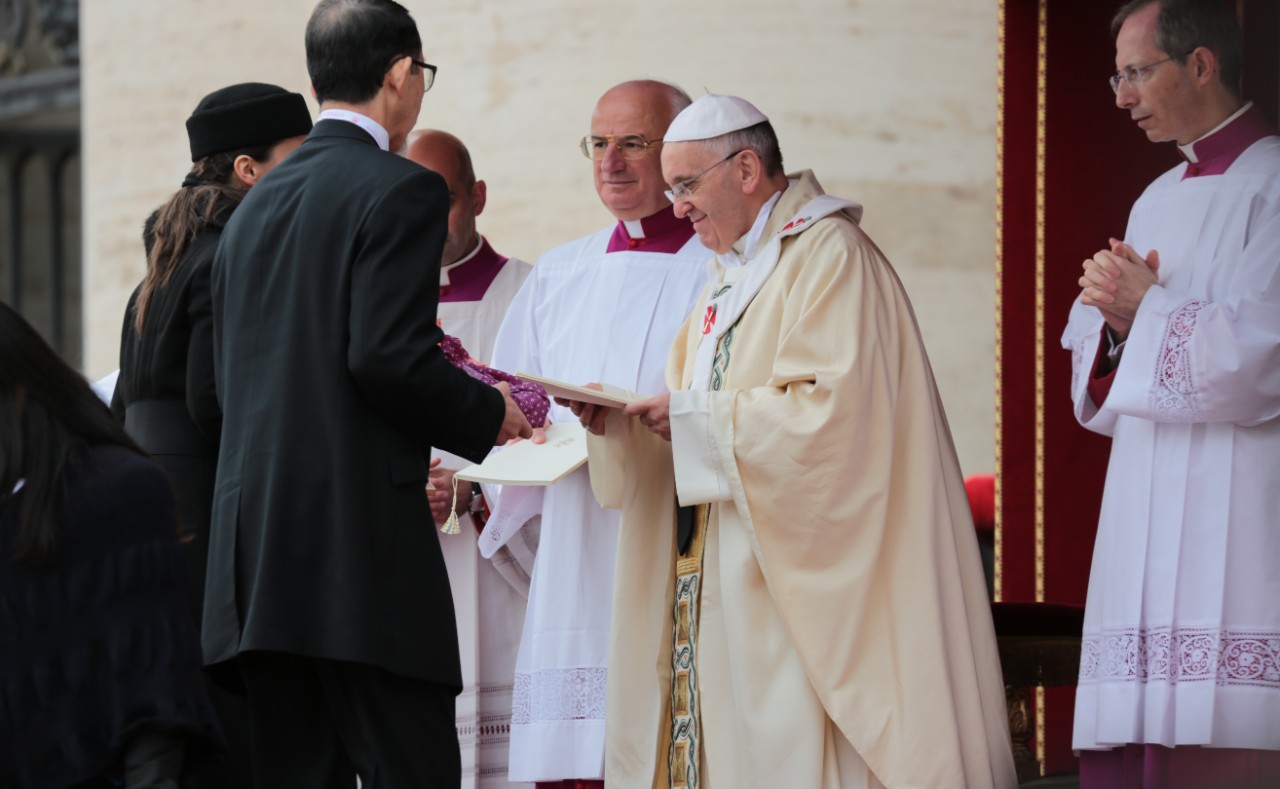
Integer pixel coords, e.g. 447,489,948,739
111,82,312,788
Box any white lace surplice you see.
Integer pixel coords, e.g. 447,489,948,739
1062,137,1280,751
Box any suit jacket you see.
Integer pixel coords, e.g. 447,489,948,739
206,119,505,689
113,202,230,628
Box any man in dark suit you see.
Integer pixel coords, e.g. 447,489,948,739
206,1,532,785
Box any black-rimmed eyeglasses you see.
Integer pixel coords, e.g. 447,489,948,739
389,55,437,92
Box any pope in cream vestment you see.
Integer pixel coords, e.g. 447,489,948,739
589,171,1016,788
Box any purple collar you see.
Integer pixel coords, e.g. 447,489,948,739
440,236,509,302
606,205,695,254
1178,104,1276,179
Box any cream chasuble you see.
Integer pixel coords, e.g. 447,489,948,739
1062,134,1280,752
589,171,1016,788
432,240,534,789
488,212,707,782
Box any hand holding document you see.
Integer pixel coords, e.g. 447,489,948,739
515,373,635,408
623,392,673,441
493,381,535,444
517,373,635,436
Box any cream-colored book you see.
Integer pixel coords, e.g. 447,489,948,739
516,372,636,407
455,422,588,486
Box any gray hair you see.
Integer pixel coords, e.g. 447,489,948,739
702,121,785,178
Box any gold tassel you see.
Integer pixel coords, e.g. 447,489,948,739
439,473,462,535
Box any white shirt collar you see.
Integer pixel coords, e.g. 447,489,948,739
318,108,391,152
722,187,787,268
1178,101,1252,164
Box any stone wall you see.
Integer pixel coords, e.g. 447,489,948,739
81,0,997,475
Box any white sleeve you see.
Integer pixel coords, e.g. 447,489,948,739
669,389,734,505
1103,207,1280,426
1061,297,1119,436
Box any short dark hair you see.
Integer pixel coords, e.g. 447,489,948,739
706,121,785,178
305,0,422,105
0,303,144,565
1112,0,1243,97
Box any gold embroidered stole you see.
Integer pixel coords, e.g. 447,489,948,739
669,503,709,788
667,283,736,789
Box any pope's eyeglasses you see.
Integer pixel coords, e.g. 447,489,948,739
664,151,745,203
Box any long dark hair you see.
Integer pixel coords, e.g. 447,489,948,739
0,303,144,565
133,142,273,334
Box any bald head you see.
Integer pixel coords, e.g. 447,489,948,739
607,80,692,123
406,129,486,266
589,80,692,221
407,130,475,185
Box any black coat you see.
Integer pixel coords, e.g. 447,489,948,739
112,201,230,628
0,445,220,788
206,119,505,689
113,199,257,787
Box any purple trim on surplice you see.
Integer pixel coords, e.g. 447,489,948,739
440,236,509,302
605,205,695,254
1180,105,1277,179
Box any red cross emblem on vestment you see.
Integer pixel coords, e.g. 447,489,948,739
779,215,812,233
702,304,717,335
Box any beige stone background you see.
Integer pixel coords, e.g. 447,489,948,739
81,0,998,476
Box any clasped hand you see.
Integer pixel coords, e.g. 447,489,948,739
1078,237,1160,339
426,458,465,527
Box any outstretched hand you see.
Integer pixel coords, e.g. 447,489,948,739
505,422,550,446
494,381,534,444
557,383,612,435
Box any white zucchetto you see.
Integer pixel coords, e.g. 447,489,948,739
663,92,769,142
